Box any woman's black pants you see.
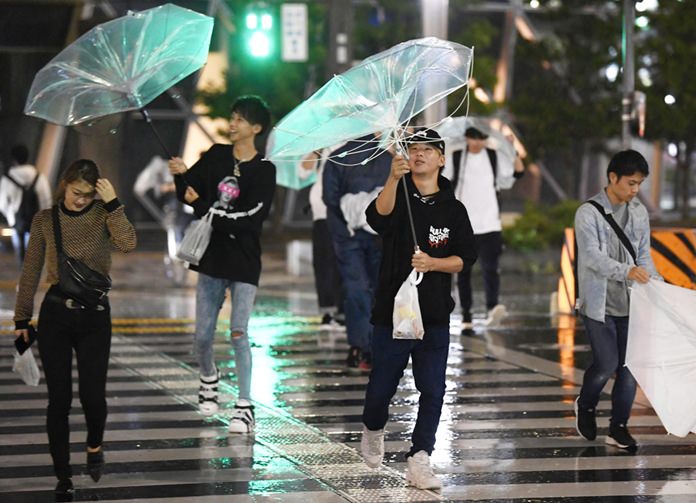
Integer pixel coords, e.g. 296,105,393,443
37,287,112,480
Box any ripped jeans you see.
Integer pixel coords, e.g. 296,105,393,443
195,273,257,400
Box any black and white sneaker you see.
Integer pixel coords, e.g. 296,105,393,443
198,370,219,416
606,423,637,449
228,400,255,434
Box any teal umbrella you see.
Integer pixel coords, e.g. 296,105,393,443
267,37,473,183
24,3,213,156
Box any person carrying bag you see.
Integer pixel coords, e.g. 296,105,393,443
12,159,136,500
359,129,477,490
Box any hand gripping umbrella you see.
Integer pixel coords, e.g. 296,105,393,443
24,3,213,157
626,281,696,437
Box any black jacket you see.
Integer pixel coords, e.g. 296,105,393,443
174,144,276,285
367,174,477,327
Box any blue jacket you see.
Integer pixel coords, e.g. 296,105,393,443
322,135,392,240
574,189,659,322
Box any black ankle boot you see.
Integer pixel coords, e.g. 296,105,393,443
87,450,104,482
54,478,74,501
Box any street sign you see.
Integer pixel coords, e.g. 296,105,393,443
281,3,308,62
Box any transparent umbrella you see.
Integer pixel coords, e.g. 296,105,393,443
268,37,473,170
24,3,213,155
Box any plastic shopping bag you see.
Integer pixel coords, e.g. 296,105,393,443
392,268,424,340
176,211,213,265
13,348,40,386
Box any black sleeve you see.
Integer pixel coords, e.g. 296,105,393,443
450,204,478,270
174,146,215,213
365,190,401,235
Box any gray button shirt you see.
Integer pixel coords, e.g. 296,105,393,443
605,202,630,316
574,189,660,323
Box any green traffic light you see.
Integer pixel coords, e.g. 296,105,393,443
249,31,271,58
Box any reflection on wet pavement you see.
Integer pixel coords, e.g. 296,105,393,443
1,251,695,502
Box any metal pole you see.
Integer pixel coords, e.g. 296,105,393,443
422,0,449,125
621,0,635,149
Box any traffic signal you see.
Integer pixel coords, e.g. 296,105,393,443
244,3,274,58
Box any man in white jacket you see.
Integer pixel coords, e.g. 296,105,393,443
0,145,52,263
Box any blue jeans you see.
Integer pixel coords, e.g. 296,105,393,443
362,324,450,456
578,315,636,425
195,273,257,400
332,231,381,352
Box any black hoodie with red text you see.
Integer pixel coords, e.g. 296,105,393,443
367,174,477,327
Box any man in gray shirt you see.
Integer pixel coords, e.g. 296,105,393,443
573,149,659,450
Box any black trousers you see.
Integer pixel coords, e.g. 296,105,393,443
37,286,112,480
458,231,503,319
312,219,344,311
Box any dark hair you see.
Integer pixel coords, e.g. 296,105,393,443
231,95,271,135
55,159,100,202
464,127,488,140
607,149,649,181
10,144,29,165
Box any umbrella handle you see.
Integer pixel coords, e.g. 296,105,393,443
140,108,174,159
140,108,191,186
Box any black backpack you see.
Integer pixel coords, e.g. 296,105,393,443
5,172,40,234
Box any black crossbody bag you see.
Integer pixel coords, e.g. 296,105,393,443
574,201,637,305
585,200,637,263
52,206,111,308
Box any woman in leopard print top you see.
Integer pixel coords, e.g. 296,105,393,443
13,159,136,499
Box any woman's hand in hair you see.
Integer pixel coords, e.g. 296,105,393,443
95,178,117,203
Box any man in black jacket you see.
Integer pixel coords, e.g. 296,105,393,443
360,129,477,489
169,96,275,434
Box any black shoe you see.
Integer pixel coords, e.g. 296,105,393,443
346,346,361,368
606,423,637,449
574,397,597,441
87,449,104,482
55,478,74,501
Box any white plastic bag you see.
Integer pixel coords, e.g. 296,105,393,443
392,268,424,340
176,211,213,265
13,348,40,386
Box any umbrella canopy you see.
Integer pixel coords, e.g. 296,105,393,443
435,116,516,163
267,37,473,171
24,3,213,126
626,280,696,437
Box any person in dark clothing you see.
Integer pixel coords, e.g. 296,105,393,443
322,135,392,368
168,96,276,434
360,129,477,490
13,159,136,500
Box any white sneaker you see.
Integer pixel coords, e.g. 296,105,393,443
360,425,385,468
406,451,442,490
485,304,507,327
228,399,255,434
198,370,219,416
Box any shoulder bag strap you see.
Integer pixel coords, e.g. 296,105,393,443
585,200,637,263
51,205,64,255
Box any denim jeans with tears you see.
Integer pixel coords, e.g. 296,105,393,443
195,272,257,400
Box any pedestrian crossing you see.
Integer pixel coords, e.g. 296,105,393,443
2,310,696,502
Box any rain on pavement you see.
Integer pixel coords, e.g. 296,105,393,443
1,243,696,503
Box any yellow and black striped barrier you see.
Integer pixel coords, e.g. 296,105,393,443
555,227,696,315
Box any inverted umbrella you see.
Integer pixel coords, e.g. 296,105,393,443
267,37,473,167
24,3,213,156
435,115,517,190
626,280,696,437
